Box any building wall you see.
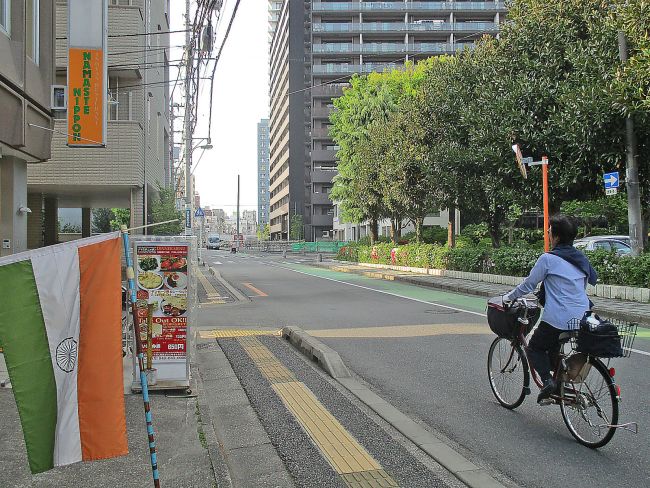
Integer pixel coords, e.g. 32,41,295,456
0,0,55,162
257,118,270,226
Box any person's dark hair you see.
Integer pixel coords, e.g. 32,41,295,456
550,214,578,246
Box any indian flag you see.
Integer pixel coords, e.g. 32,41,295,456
0,232,127,474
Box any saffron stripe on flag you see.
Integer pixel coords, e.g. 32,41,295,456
78,236,128,461
0,260,58,474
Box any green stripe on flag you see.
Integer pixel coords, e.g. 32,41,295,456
0,260,57,473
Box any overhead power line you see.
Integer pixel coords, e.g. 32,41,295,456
55,28,191,40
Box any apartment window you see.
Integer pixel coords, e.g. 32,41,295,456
0,0,10,36
26,0,39,64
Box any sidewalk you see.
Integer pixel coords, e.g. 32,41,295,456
0,355,216,488
319,262,650,327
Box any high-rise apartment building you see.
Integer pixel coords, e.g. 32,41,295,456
257,118,270,227
269,0,506,241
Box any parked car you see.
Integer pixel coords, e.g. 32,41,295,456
206,235,221,250
574,236,631,255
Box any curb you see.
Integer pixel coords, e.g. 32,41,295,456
208,266,249,302
282,326,351,379
282,326,507,488
193,362,233,488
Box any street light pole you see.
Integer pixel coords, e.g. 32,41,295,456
617,31,644,256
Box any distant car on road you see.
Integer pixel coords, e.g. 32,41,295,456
206,235,221,250
574,236,631,255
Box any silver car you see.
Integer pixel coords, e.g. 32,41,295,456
574,236,631,255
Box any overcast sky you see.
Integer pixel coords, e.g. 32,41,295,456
170,0,269,215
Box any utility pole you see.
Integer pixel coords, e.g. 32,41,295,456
184,0,193,236
618,31,644,255
236,174,240,236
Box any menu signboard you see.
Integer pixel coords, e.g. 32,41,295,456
135,243,189,365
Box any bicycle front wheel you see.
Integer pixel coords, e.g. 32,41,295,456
487,337,530,409
560,357,619,448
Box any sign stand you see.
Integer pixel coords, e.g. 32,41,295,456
131,236,196,393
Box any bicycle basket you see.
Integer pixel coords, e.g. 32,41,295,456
487,297,519,338
567,315,637,358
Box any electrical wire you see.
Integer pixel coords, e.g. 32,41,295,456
55,29,191,40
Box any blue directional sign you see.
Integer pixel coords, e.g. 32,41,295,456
185,208,191,228
194,207,205,218
604,172,619,189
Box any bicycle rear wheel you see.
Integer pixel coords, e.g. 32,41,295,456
560,357,618,448
487,337,529,409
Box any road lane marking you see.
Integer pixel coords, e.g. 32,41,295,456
199,329,281,339
242,282,268,297
235,336,398,486
309,324,490,338
212,261,222,265
264,263,485,317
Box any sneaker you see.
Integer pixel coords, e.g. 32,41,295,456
537,378,557,404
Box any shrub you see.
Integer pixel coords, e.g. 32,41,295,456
338,243,650,288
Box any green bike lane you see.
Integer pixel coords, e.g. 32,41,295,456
280,262,488,316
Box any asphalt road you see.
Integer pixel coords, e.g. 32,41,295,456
204,249,650,488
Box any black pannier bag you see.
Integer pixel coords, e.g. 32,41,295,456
487,296,519,338
576,315,623,358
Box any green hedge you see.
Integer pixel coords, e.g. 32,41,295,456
336,243,650,288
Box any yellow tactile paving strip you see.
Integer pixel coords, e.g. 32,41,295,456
198,329,282,339
233,336,399,487
196,267,226,303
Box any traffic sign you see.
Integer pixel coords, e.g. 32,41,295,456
185,208,191,228
606,188,618,196
604,172,619,189
194,207,205,218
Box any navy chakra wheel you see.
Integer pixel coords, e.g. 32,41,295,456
56,338,78,373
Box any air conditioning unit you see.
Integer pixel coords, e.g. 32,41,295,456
51,85,66,110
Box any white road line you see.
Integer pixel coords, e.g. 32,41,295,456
227,261,234,264
628,348,650,357
265,262,485,317
213,261,222,265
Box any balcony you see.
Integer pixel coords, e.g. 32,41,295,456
312,21,497,34
312,2,506,13
313,63,401,75
311,106,334,118
311,149,338,162
311,168,337,184
313,42,458,55
311,83,347,98
311,126,332,138
311,214,334,227
311,192,333,205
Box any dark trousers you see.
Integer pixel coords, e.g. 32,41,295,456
527,321,562,382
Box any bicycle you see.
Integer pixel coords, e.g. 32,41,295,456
486,296,638,448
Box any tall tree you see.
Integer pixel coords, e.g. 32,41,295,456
150,186,182,235
92,208,114,233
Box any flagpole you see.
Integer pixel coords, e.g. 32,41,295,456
120,225,161,488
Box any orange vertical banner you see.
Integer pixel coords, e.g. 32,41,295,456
67,48,104,146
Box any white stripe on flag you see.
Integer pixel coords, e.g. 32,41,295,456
32,247,82,466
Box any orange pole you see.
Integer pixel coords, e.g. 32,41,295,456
542,156,550,252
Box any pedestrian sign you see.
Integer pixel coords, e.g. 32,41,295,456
604,172,619,189
194,207,205,218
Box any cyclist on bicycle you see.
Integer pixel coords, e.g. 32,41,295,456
504,215,597,403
